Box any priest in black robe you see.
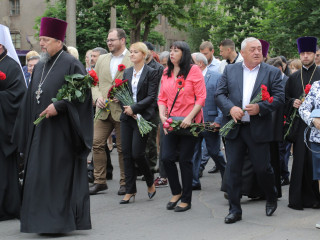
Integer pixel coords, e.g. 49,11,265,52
285,36,320,210
13,17,93,233
0,25,26,221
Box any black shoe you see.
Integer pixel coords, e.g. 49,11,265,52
88,171,94,183
224,213,242,224
167,197,181,210
199,168,203,178
174,203,191,212
148,191,156,199
119,194,136,204
192,185,202,190
266,201,277,216
208,166,219,174
89,183,108,195
281,178,290,186
118,185,126,195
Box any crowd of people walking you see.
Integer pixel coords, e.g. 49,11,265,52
1,16,320,234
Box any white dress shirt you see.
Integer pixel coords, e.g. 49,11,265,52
110,48,127,80
202,67,208,77
132,65,145,102
241,63,260,122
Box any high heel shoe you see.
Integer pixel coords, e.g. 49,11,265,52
148,191,156,199
166,196,181,210
119,194,136,204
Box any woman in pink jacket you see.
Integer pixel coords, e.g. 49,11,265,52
158,41,206,212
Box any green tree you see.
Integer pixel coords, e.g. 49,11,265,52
208,0,263,52
108,0,195,44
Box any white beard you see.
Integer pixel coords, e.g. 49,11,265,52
39,52,51,63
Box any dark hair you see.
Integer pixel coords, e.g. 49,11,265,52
144,41,154,51
108,28,126,40
219,39,235,51
266,57,283,69
166,41,192,79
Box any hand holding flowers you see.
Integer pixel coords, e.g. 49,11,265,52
34,70,99,125
220,84,273,137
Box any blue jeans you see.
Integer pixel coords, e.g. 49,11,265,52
191,131,226,186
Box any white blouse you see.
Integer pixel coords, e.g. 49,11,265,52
132,65,144,102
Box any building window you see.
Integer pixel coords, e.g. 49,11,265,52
9,0,20,16
11,32,21,49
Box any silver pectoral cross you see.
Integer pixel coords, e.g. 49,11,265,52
35,86,43,104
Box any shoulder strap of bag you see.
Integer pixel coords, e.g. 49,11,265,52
168,89,181,117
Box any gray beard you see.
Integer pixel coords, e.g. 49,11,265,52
39,52,51,63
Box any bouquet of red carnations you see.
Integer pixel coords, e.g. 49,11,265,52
219,84,273,137
34,70,99,125
108,78,155,136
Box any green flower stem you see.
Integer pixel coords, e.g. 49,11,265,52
33,115,46,126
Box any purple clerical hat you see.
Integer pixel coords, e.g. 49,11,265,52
259,39,269,58
39,17,67,42
297,37,317,54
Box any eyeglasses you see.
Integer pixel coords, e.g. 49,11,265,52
106,38,119,43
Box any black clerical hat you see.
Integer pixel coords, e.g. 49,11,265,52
297,37,317,54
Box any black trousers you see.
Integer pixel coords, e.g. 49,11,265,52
225,125,277,214
162,132,197,204
121,117,153,194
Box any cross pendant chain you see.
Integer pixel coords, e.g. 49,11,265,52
35,85,43,104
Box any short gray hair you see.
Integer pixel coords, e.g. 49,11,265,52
192,52,208,66
241,37,260,50
159,51,169,61
92,47,108,55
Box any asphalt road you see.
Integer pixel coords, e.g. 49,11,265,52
1,152,319,240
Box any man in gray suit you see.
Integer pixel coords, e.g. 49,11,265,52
215,37,284,224
191,53,226,190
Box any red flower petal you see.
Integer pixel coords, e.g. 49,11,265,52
0,71,6,80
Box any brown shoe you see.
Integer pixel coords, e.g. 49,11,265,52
89,183,108,195
118,185,126,195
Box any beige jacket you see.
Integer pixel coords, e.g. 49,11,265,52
92,50,133,121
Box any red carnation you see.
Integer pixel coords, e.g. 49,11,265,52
0,71,6,80
107,85,115,99
305,84,312,95
118,64,126,72
261,91,270,101
261,84,267,91
88,70,99,85
115,78,123,87
268,96,274,103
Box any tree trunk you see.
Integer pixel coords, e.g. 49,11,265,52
66,0,76,47
110,7,116,28
143,19,151,41
130,17,141,44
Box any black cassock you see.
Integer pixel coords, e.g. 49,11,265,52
285,63,320,209
13,50,93,233
0,51,26,221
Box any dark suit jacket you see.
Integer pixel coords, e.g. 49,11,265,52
120,64,158,121
215,62,284,142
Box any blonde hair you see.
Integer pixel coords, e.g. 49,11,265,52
290,59,302,71
25,50,40,64
67,46,79,60
130,42,148,58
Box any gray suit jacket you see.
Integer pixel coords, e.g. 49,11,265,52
215,62,284,142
